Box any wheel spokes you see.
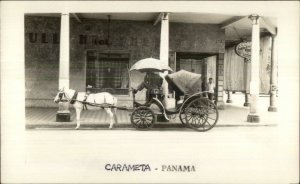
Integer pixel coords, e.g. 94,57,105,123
131,107,155,129
185,98,219,131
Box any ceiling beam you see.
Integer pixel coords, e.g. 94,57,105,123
232,26,243,40
153,13,162,26
71,13,82,23
260,17,277,35
221,16,249,29
222,15,276,35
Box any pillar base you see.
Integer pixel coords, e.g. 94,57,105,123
56,102,70,122
56,111,71,122
247,114,260,123
216,101,225,110
226,99,233,103
268,106,277,112
243,102,250,107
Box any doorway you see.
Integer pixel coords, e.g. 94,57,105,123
175,52,217,83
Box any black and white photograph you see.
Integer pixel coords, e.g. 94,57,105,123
1,1,299,183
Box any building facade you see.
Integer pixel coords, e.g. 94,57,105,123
25,15,226,107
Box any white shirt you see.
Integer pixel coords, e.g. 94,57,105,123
208,82,215,93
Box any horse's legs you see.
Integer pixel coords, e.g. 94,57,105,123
113,108,118,124
105,108,114,129
75,107,82,130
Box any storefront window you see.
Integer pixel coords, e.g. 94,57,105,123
86,51,129,95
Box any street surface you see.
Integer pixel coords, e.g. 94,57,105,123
3,125,297,183
3,94,298,183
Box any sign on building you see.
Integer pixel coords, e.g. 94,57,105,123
235,41,251,60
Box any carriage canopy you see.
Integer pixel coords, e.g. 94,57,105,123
165,70,202,95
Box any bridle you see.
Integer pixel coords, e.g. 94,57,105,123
58,91,69,102
56,90,78,104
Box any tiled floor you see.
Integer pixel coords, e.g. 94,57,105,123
25,106,185,129
26,107,134,125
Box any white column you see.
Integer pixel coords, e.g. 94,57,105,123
160,13,169,98
247,15,260,122
226,91,233,103
57,12,70,121
244,58,250,107
268,35,278,111
59,12,70,89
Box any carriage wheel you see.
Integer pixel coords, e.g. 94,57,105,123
179,107,187,125
131,106,156,130
179,95,202,125
185,98,219,132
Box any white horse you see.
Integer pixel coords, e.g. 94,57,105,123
54,88,118,130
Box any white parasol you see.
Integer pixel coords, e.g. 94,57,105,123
129,58,173,72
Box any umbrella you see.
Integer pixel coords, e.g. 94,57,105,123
165,70,202,95
129,58,173,72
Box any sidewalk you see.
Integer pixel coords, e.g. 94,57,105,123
26,94,278,129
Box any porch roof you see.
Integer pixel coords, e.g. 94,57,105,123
27,12,277,45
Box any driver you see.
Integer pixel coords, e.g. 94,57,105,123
133,71,164,102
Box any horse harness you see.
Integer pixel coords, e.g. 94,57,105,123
60,90,112,110
81,92,103,110
70,91,78,104
58,92,68,102
82,92,90,110
58,91,78,104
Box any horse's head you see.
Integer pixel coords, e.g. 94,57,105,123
54,88,68,103
54,88,76,103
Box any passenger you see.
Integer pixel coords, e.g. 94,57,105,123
133,71,164,102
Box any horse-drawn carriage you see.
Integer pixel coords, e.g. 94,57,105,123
54,58,219,132
130,69,219,132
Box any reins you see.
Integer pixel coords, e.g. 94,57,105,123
58,92,69,102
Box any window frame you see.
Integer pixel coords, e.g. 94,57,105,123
85,50,131,95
